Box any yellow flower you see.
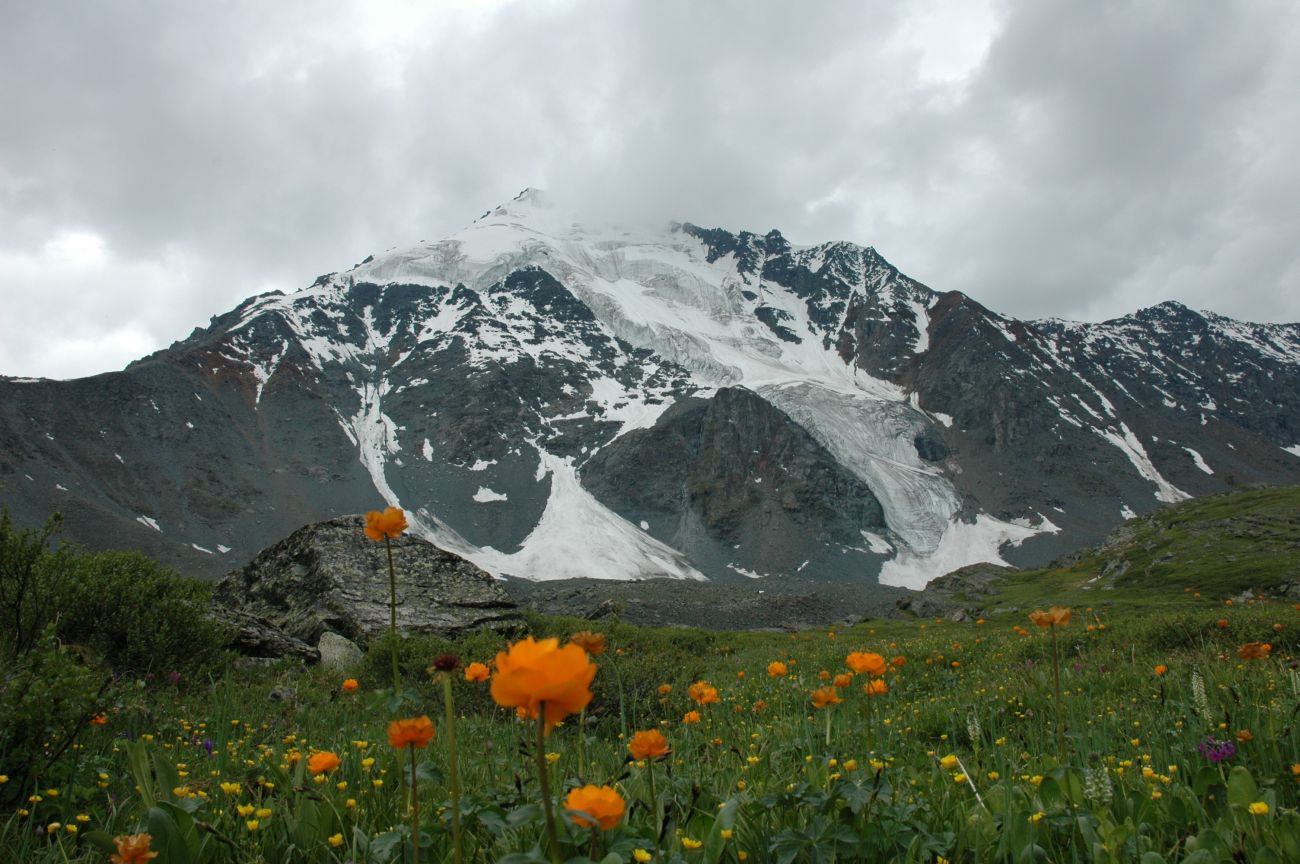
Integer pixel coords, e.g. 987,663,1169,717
568,631,607,656
939,754,959,771
387,716,435,749
236,804,255,817
682,837,703,850
307,751,341,775
364,506,407,541
255,808,272,819
1029,607,1072,628
245,820,259,832
564,784,625,830
490,637,597,734
1249,801,1270,815
328,833,344,848
545,752,561,764
629,729,670,760
109,833,157,863
846,652,887,676
220,782,241,795
721,829,733,840
1029,811,1045,824
634,850,652,862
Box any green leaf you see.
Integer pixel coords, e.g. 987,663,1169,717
1276,812,1300,862
1180,850,1214,864
1251,848,1282,864
506,803,544,827
416,760,445,785
1226,766,1259,809
147,806,193,864
81,829,118,855
1140,853,1167,864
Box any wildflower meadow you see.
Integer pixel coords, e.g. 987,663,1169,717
2,507,1298,863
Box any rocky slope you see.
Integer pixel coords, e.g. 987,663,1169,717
2,190,1299,593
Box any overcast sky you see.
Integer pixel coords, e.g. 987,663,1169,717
3,0,1298,380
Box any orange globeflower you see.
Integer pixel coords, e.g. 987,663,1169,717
1029,607,1072,628
341,678,359,693
657,683,673,695
682,710,702,725
464,662,490,682
387,716,435,749
110,833,158,864
490,637,597,734
307,751,341,775
90,712,108,726
568,631,607,656
364,506,408,541
891,655,906,668
687,681,720,705
1238,642,1272,660
767,661,788,678
811,686,841,709
832,673,853,688
1153,665,1168,676
846,652,887,676
1216,619,1230,630
564,784,625,830
865,679,888,696
628,729,670,760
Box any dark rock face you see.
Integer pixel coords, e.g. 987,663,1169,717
2,197,1298,600
582,388,886,579
212,516,523,644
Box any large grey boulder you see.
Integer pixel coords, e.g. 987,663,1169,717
213,515,524,646
317,631,364,671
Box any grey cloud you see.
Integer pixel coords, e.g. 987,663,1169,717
1,0,1297,379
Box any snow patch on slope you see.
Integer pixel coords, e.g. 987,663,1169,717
473,451,704,581
878,515,1039,590
1096,422,1189,503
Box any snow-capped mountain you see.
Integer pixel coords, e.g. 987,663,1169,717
3,189,1299,589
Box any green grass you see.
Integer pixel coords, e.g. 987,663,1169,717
4,487,1300,862
3,600,1299,863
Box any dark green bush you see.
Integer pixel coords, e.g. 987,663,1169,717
0,507,227,679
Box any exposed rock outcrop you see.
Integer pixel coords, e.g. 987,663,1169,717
893,563,1017,621
213,516,524,653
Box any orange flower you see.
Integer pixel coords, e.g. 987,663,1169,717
564,784,625,830
687,681,719,705
111,833,158,864
818,670,830,681
1216,619,1230,629
832,673,853,688
810,686,841,709
387,716,435,749
891,656,906,668
657,683,673,695
864,679,888,696
1028,607,1072,628
682,710,702,725
90,712,108,726
628,729,670,760
341,678,359,693
1238,642,1272,660
464,662,490,682
1153,665,1168,676
767,661,788,678
1236,729,1254,743
307,751,341,775
568,631,607,656
846,652,887,676
364,506,408,541
490,637,597,734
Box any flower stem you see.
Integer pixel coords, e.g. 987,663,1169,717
536,706,562,864
1050,625,1064,764
409,743,421,864
386,536,401,694
441,673,463,864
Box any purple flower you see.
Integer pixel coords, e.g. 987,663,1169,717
1197,736,1236,764
202,738,215,756
168,671,182,686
